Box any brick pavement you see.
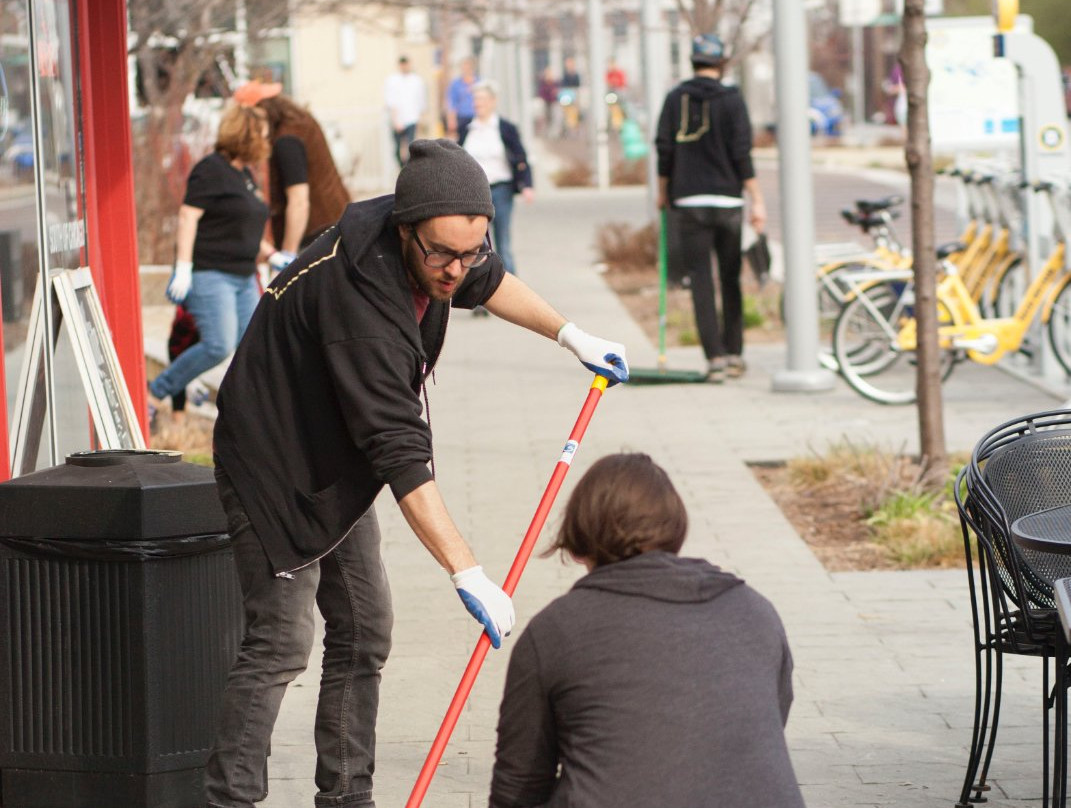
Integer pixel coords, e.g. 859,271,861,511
241,162,1065,808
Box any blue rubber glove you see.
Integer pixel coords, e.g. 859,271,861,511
166,260,193,304
268,250,297,271
450,566,515,649
557,322,630,385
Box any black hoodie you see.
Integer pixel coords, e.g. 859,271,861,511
490,552,803,808
213,195,504,574
655,76,756,202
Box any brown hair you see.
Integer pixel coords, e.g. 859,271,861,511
257,94,311,137
546,453,687,567
215,105,269,163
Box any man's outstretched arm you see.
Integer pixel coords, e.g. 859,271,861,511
484,273,630,383
398,479,515,648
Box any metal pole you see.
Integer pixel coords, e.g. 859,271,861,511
770,0,836,392
852,24,865,128
587,0,610,189
642,0,663,214
516,0,535,149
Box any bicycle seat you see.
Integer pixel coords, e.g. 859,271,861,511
841,209,899,231
936,241,967,260
855,195,904,214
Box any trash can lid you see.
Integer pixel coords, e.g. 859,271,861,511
66,449,182,467
0,449,227,540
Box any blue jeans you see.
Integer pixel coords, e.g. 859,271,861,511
149,270,259,400
206,466,393,808
490,182,516,275
392,124,417,167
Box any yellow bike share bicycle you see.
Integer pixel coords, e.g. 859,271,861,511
832,180,1071,405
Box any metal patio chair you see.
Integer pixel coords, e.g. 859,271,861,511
956,409,1071,808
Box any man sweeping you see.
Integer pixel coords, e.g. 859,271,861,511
203,139,628,808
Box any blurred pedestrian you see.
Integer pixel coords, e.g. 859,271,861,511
383,55,426,167
655,33,766,383
561,56,581,89
235,80,351,258
460,82,533,277
165,305,200,423
445,56,478,138
147,104,280,418
204,138,629,808
605,58,627,91
490,452,803,808
536,67,559,135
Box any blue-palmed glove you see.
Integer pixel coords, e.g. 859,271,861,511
268,250,297,271
450,566,515,649
166,260,193,304
557,322,630,385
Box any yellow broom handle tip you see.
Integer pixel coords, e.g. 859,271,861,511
592,375,610,391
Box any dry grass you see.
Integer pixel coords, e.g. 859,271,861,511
149,406,215,467
755,443,969,571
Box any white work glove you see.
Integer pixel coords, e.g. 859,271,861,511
166,260,193,304
268,250,297,271
451,566,515,649
557,322,630,385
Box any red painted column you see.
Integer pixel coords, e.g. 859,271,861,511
78,0,148,439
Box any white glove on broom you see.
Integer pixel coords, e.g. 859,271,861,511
451,566,515,649
557,322,630,384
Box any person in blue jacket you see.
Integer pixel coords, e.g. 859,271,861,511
460,81,533,276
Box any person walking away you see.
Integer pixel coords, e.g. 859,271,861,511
445,56,478,139
203,138,629,808
655,33,766,384
147,104,281,419
536,67,559,136
235,80,352,262
489,452,804,808
460,82,533,277
383,55,426,167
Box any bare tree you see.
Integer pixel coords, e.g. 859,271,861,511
900,0,947,483
127,1,303,263
673,0,768,62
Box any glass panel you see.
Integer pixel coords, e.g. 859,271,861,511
0,1,42,468
33,0,90,463
1,0,90,474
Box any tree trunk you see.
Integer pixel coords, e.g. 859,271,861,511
901,0,947,485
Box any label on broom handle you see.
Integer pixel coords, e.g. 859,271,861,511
559,440,579,465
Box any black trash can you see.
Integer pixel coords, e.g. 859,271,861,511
0,450,243,808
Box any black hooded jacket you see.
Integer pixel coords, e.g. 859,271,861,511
213,195,505,574
655,76,756,202
490,552,803,808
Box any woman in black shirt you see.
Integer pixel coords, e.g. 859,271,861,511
148,104,278,416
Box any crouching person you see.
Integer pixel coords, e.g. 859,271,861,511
489,452,805,808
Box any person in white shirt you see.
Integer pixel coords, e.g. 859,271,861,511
383,56,426,167
459,82,533,277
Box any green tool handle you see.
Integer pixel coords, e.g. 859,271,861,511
658,209,668,369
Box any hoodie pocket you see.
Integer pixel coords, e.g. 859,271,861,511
293,478,357,555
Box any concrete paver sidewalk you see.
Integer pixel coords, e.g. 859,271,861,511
255,177,1062,808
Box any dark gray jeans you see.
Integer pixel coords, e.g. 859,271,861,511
670,205,745,360
206,467,393,808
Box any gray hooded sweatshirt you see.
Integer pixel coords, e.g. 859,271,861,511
490,552,803,808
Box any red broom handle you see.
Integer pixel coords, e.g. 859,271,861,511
405,374,610,808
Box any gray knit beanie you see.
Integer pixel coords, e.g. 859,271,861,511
391,139,495,225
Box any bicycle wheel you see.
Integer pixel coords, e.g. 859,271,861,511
833,281,955,405
815,262,895,371
1047,278,1071,376
988,256,1026,320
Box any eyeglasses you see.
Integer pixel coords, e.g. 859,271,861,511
411,230,492,269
